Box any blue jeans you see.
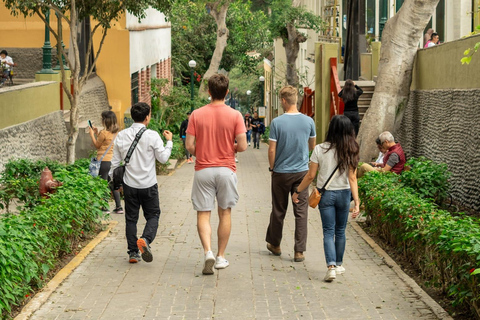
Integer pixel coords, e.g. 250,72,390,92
246,130,251,143
318,189,351,267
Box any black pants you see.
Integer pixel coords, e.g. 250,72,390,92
123,184,161,253
344,110,360,136
253,131,260,148
99,161,122,209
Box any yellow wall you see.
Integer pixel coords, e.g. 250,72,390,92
412,34,480,90
0,5,131,127
0,82,60,129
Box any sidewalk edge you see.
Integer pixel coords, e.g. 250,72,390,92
350,221,453,320
15,220,119,320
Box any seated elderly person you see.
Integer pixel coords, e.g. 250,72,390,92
0,50,14,87
358,131,406,178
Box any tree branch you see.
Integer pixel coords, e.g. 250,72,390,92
45,0,71,24
84,27,108,85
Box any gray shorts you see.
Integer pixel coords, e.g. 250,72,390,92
191,167,239,211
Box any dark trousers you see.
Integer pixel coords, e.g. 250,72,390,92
99,161,122,209
123,184,161,253
344,110,360,136
266,171,309,252
253,131,260,148
182,137,191,159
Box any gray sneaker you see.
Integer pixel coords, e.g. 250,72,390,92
203,251,215,275
129,252,141,263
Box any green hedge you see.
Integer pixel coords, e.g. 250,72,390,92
0,159,108,316
359,168,480,317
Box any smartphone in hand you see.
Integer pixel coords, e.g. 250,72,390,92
88,120,93,129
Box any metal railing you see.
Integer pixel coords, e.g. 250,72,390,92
329,57,344,119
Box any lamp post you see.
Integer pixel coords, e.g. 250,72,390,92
37,8,56,74
259,76,265,107
246,90,252,113
188,60,196,112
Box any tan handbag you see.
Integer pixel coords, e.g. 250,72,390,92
308,165,339,208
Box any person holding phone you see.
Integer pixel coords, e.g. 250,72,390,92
88,111,123,214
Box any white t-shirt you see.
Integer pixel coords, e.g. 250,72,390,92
376,152,384,164
0,56,13,71
310,142,350,190
427,41,436,48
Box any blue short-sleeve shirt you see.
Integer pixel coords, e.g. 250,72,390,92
269,113,316,173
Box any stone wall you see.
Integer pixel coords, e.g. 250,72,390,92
3,47,62,80
77,76,110,126
397,89,480,211
0,111,67,171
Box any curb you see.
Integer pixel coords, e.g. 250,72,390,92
350,221,453,320
15,220,119,320
167,159,187,176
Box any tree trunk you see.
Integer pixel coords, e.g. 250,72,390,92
357,0,440,162
199,1,230,98
283,22,306,108
66,1,82,164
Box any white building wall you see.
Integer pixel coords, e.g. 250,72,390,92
126,9,171,75
445,0,472,42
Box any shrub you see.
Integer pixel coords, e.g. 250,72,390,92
359,171,480,316
261,126,269,144
400,157,450,203
0,159,108,317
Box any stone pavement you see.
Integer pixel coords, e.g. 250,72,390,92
30,146,439,320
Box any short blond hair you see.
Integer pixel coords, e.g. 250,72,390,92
279,86,297,106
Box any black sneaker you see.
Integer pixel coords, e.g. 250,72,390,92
137,238,153,263
129,251,141,263
113,207,124,214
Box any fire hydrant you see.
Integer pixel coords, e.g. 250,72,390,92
39,167,63,198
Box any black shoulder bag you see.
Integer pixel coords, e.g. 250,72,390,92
112,127,147,190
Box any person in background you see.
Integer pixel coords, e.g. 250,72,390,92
357,131,406,178
425,33,439,48
424,28,434,47
292,115,360,282
0,50,14,87
89,111,122,214
245,113,252,146
251,112,263,149
180,111,193,163
370,137,386,168
339,80,363,136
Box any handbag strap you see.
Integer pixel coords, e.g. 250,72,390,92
124,127,147,164
98,133,116,162
319,164,340,191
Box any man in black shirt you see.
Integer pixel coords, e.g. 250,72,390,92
251,112,263,149
180,112,193,163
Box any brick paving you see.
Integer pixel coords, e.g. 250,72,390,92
30,145,439,319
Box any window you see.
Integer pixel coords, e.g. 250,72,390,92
131,72,139,105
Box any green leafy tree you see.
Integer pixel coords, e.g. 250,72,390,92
2,0,172,164
269,0,324,88
461,25,480,65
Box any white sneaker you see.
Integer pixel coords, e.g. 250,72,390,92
203,251,215,275
214,256,229,269
336,265,345,274
235,158,239,163
248,143,251,146
324,268,336,282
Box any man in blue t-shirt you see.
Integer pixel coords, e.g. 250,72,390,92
266,86,316,263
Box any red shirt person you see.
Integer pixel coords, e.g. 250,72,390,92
186,74,247,276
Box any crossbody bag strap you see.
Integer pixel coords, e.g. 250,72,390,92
124,127,147,164
98,133,117,162
319,164,340,192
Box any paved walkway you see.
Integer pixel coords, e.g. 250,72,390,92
30,146,438,319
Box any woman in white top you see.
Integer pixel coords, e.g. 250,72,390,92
292,115,360,282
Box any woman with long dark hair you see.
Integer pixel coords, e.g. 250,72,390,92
292,115,360,282
339,79,363,136
89,110,123,213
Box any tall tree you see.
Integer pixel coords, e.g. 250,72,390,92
269,0,324,88
357,0,440,162
3,0,172,164
199,0,232,97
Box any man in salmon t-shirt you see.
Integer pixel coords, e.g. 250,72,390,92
186,74,247,275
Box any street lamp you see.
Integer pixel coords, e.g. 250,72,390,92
259,76,265,107
188,60,196,111
246,90,252,113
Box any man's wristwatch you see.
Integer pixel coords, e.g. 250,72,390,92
268,167,273,172
293,187,299,194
